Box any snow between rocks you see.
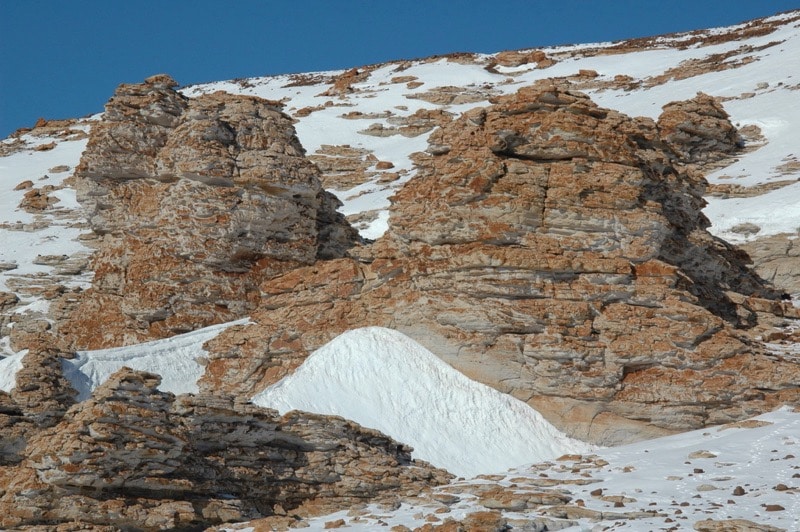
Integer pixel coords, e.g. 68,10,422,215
252,326,593,478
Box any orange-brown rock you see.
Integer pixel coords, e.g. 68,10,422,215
200,83,799,445
309,144,381,189
0,368,449,530
33,141,56,151
658,92,742,164
18,185,60,212
61,75,360,349
494,49,555,68
320,67,372,97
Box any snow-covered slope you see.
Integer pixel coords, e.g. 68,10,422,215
183,11,800,247
0,131,92,292
61,318,249,400
0,128,94,357
279,406,800,531
252,327,593,478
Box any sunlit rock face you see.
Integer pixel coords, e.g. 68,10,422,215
201,83,798,445
64,74,359,348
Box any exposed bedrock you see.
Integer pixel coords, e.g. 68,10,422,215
0,367,448,530
200,82,799,445
62,74,359,348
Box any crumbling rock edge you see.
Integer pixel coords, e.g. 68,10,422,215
0,366,450,529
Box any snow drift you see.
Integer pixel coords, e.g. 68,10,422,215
59,319,249,400
252,326,593,478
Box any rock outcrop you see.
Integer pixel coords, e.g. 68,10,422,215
199,83,800,445
0,368,449,530
657,92,743,165
62,74,359,348
742,234,800,295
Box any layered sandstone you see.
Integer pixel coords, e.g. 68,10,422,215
62,75,359,348
200,83,800,445
0,368,449,530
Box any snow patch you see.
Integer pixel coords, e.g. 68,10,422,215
0,349,28,392
61,318,250,401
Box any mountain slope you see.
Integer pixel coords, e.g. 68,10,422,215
0,9,799,532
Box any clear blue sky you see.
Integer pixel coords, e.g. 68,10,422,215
1,1,798,137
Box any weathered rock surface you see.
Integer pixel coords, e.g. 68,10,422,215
61,74,359,348
18,185,61,212
657,92,743,165
0,333,78,466
694,518,786,532
741,234,800,295
1,118,88,157
0,367,449,530
200,83,800,445
493,49,555,68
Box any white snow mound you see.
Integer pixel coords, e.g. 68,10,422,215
252,326,593,478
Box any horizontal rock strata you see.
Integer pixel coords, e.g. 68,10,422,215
200,83,800,445
0,367,448,529
62,74,359,348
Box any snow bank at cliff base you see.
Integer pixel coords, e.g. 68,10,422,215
253,326,593,478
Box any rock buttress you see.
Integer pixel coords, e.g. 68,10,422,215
62,74,360,349
200,83,800,445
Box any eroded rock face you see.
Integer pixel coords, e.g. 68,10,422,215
62,75,359,348
741,234,800,295
0,368,449,530
200,83,799,445
657,92,743,165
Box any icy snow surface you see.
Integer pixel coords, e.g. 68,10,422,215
252,326,593,478
59,318,249,400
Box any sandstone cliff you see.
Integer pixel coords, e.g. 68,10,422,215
62,74,359,348
199,82,800,445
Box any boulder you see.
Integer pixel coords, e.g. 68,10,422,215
658,92,743,164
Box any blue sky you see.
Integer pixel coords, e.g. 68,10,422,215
1,1,798,137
